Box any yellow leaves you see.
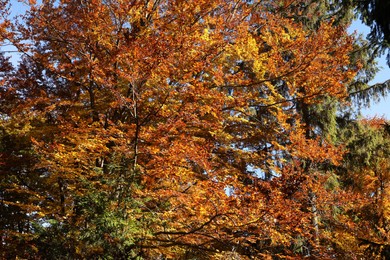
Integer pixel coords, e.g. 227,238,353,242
224,33,267,80
200,28,211,42
333,230,363,254
234,35,258,59
0,0,371,258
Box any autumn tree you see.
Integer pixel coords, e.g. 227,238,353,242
298,117,390,259
1,0,386,259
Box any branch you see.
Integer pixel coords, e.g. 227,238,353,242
154,213,225,237
348,79,390,97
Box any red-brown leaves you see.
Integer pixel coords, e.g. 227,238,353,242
1,0,368,258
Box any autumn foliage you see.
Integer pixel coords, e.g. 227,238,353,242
0,0,389,259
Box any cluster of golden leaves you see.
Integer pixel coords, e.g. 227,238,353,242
2,0,378,258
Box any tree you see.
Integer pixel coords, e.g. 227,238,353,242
327,118,390,259
355,0,390,66
1,0,385,259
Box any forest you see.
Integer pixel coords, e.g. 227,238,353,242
0,0,389,259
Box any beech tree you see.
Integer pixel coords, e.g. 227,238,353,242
0,0,388,259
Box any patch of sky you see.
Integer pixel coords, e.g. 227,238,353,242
348,20,390,119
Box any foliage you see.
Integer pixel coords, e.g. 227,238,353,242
332,118,390,259
355,0,390,66
0,0,388,259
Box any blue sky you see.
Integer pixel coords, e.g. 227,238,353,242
349,21,390,119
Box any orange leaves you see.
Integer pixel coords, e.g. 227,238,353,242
0,0,369,258
288,128,344,166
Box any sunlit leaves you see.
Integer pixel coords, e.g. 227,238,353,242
0,0,377,259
